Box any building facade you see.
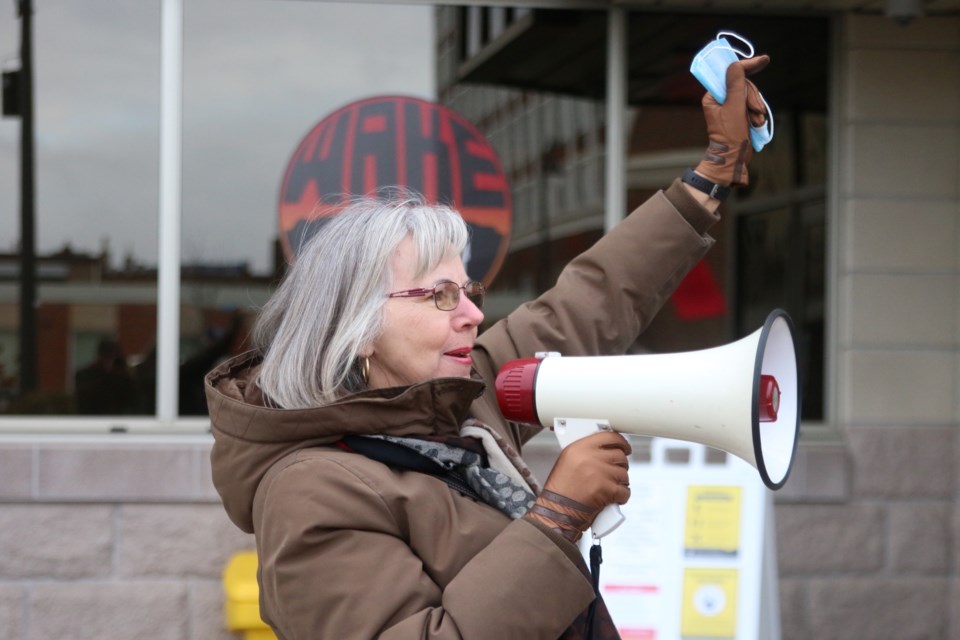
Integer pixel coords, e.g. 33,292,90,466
434,6,960,639
0,2,957,639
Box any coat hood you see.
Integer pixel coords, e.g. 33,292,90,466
205,351,486,533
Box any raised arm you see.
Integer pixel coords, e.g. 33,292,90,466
476,180,718,371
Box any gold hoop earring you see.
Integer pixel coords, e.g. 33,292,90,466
361,357,370,385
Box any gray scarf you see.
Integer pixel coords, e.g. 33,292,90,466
362,420,538,520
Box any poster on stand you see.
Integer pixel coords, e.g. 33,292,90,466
588,439,771,640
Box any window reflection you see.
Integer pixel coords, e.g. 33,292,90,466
177,1,435,415
1,1,161,416
441,8,828,419
1,1,438,418
1,2,827,422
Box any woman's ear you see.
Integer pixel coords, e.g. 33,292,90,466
358,344,374,359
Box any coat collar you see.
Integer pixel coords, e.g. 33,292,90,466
205,350,487,444
206,350,488,533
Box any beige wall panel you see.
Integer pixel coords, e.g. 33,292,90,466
844,198,957,271
839,348,956,423
841,273,956,345
956,271,960,424
846,49,960,121
847,123,959,198
956,269,960,344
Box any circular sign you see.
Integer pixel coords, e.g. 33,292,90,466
278,95,512,286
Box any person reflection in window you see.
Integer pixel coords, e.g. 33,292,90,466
74,338,140,415
180,312,246,415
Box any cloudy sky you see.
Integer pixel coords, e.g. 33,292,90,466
0,0,435,273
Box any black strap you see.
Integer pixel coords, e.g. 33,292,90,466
681,168,731,201
585,542,603,639
338,435,483,502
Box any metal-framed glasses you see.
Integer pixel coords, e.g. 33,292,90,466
387,280,485,311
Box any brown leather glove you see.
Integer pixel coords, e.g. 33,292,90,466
524,431,632,543
695,54,770,188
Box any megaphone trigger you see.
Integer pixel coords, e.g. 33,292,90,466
552,417,613,448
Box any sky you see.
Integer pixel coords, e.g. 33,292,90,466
0,0,435,273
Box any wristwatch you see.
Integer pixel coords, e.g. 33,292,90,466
681,169,731,201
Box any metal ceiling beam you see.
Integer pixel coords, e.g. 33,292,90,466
290,0,611,7
291,0,960,12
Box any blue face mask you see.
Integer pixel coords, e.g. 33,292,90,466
690,31,774,152
749,93,774,152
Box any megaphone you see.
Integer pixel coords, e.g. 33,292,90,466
496,308,800,537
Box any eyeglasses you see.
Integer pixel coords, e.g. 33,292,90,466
387,280,485,311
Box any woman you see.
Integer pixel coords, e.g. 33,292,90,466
206,56,769,639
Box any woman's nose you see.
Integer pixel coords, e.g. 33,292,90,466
456,292,484,326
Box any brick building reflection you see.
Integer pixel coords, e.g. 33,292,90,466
0,243,279,416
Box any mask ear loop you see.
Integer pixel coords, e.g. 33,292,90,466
754,91,774,138
715,30,755,60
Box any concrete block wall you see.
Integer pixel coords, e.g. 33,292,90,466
0,437,254,640
774,14,960,640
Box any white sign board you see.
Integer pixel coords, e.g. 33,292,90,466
585,438,780,640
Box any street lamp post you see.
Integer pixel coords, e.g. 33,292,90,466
15,0,38,394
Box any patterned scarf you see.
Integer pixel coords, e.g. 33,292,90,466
361,419,538,520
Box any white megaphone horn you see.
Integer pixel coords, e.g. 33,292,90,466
496,308,800,538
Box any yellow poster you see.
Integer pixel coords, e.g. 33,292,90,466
680,568,739,638
684,486,742,556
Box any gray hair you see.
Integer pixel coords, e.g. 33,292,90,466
253,191,470,408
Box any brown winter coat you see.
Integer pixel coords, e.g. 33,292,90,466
206,181,718,639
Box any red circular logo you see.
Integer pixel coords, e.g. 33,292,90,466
278,95,512,286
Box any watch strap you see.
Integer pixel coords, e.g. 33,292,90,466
681,169,731,201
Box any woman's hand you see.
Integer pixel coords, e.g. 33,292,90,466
524,431,632,543
695,54,770,187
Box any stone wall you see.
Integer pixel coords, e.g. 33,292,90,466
0,437,253,640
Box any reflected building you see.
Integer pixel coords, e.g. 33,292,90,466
0,244,276,415
435,6,827,420
437,8,608,305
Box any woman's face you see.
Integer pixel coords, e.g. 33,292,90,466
363,235,484,389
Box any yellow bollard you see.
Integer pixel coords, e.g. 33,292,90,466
223,551,278,640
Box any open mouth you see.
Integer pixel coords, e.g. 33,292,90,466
444,347,473,363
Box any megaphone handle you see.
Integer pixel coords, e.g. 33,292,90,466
590,504,626,539
552,417,626,539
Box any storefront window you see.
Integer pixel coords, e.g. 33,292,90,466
1,2,827,424
0,0,435,420
0,1,160,416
